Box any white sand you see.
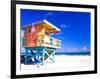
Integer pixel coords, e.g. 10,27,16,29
21,55,91,70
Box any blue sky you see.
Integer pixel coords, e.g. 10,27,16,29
21,9,91,52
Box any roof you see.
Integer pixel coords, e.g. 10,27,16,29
43,19,61,32
23,19,61,33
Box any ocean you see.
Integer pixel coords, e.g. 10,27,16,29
55,52,90,56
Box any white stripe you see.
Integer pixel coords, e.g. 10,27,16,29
44,19,61,31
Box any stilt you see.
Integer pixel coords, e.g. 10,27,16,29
23,47,56,65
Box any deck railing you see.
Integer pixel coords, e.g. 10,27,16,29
37,34,61,48
50,37,61,48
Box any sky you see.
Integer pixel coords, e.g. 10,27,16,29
21,9,91,52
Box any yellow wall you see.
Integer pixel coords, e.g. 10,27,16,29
37,28,45,46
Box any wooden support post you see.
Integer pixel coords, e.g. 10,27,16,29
23,47,56,65
52,49,55,62
25,49,28,64
42,49,45,65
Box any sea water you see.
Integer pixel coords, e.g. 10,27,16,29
55,52,90,56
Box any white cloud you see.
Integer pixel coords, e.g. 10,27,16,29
21,48,26,53
78,46,90,52
56,46,90,53
68,48,72,52
60,24,71,29
83,46,87,50
21,30,24,37
55,32,62,35
84,46,86,50
44,12,53,19
20,30,26,53
73,48,77,50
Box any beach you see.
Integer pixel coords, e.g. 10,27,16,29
21,55,91,70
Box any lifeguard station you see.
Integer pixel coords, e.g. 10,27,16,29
21,19,61,65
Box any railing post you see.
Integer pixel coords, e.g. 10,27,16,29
25,49,28,64
42,48,45,65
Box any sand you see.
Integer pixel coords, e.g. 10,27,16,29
21,55,91,70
